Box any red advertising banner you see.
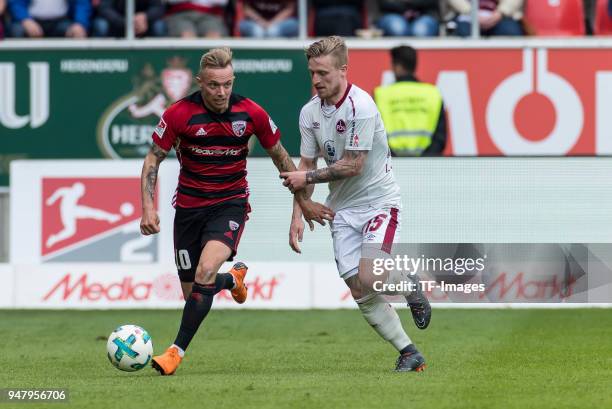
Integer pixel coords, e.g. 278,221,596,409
42,178,143,258
350,48,612,156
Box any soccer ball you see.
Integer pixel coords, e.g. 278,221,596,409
106,325,153,372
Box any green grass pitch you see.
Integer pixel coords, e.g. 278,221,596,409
1,309,611,409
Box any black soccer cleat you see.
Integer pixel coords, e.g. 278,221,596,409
409,297,431,330
407,282,431,330
395,350,426,372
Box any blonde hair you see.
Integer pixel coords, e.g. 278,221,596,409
200,47,233,71
305,36,348,67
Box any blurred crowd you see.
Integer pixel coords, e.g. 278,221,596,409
0,0,611,40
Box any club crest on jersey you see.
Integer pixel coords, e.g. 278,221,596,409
312,121,320,129
232,120,247,137
324,140,336,159
336,119,346,134
229,220,240,231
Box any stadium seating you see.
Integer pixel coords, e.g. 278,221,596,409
524,0,585,36
594,0,612,35
233,0,245,37
307,2,369,36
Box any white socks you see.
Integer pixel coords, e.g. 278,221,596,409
356,294,411,352
171,344,185,357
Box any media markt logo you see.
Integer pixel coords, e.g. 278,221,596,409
97,57,196,158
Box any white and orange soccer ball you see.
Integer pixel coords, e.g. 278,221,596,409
106,325,153,372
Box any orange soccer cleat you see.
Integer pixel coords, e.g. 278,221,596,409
228,262,248,304
151,346,182,376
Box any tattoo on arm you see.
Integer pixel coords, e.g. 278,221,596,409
267,141,297,173
151,143,168,161
145,165,158,201
142,144,168,204
292,157,317,207
305,150,367,184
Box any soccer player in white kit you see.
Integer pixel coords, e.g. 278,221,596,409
281,36,431,372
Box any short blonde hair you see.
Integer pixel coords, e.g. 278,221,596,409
305,36,348,67
200,47,233,71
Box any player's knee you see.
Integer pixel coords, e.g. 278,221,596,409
195,262,217,284
345,274,366,300
349,286,364,300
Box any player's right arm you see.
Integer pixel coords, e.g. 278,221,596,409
289,156,317,254
140,143,168,235
288,106,329,253
140,109,178,235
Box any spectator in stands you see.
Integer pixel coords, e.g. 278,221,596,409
239,0,298,38
374,45,447,156
165,0,228,38
0,0,5,39
376,0,440,37
92,0,166,37
312,0,364,37
8,0,91,38
447,0,524,37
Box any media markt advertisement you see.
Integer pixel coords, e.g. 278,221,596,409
360,243,612,304
0,48,311,187
11,262,309,309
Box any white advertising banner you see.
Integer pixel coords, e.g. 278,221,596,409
10,160,178,264
3,261,611,309
312,263,355,309
0,264,15,307
14,264,183,309
214,262,312,309
11,262,314,309
8,158,612,309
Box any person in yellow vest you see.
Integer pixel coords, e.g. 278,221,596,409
374,45,447,156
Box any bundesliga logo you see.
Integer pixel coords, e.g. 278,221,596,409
40,177,158,262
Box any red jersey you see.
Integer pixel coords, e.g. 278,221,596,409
152,91,280,208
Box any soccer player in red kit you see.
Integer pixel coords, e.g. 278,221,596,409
139,47,334,376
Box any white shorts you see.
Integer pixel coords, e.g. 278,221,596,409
330,204,401,280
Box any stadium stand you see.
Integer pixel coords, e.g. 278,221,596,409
235,0,298,38
309,0,366,37
594,0,612,34
375,0,440,37
524,0,586,36
0,0,5,39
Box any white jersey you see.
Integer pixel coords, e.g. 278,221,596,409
299,83,401,211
